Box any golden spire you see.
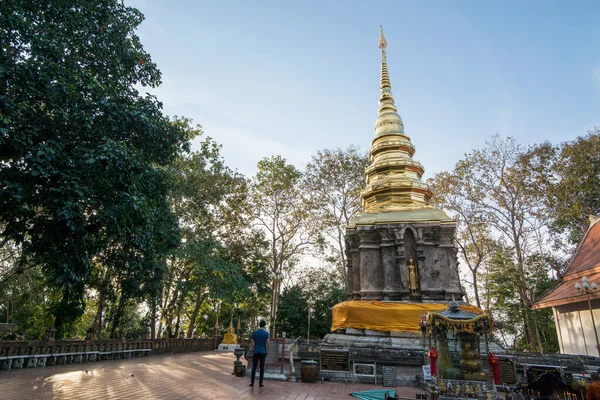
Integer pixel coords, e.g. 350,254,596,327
378,25,387,50
359,27,433,213
379,26,390,89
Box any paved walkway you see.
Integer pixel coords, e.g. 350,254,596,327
0,352,421,399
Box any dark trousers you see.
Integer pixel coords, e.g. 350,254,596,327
251,353,266,384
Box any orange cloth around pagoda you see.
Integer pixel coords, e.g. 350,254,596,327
331,300,483,332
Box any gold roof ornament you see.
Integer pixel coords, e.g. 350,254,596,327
360,26,434,214
378,25,387,50
378,26,390,89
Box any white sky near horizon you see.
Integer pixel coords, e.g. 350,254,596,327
127,0,600,180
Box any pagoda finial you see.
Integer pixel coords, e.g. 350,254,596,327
378,25,387,49
379,26,391,89
358,26,433,213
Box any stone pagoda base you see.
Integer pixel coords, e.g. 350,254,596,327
217,343,237,352
318,328,504,385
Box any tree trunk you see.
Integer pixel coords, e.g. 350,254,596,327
164,286,181,338
174,295,185,338
158,261,175,338
522,305,537,352
174,313,181,338
187,291,206,338
151,299,156,339
534,313,544,354
53,287,72,339
110,295,126,339
94,291,105,340
472,269,481,309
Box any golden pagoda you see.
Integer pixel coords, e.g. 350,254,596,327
329,27,468,334
349,26,452,227
361,26,433,214
324,30,492,383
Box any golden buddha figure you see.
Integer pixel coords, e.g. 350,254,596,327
221,319,238,345
407,257,419,292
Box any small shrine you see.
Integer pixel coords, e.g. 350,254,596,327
424,298,499,400
218,319,238,352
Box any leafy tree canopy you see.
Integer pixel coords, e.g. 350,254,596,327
0,0,195,335
527,128,600,248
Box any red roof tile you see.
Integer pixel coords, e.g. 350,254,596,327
533,269,600,309
533,217,600,309
566,219,600,276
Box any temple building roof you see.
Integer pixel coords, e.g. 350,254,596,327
533,215,600,309
351,27,452,226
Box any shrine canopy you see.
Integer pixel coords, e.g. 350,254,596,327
331,300,483,333
425,299,493,335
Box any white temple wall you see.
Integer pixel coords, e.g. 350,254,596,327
554,299,600,356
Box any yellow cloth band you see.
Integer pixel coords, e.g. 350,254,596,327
331,300,483,332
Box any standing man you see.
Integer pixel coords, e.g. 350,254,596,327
249,320,270,388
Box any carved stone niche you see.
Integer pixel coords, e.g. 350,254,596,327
345,220,463,302
358,229,383,300
379,227,401,300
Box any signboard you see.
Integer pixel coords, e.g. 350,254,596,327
497,356,516,385
353,362,377,385
320,349,350,372
383,366,397,387
525,364,564,386
422,365,432,381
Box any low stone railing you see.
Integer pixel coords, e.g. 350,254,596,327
0,337,222,371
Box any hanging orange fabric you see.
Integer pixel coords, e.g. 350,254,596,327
330,300,483,332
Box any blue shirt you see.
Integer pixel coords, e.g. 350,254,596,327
251,328,270,354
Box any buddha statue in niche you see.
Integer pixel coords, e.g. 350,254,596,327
407,257,419,293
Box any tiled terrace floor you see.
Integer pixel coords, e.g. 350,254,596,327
0,351,421,399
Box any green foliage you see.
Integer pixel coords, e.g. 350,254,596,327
0,267,56,339
158,139,266,339
276,271,346,340
0,0,194,336
429,170,496,309
250,155,313,334
430,136,555,352
528,128,600,248
305,147,368,280
483,247,559,352
275,286,307,338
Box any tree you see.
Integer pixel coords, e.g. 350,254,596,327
483,247,559,352
159,137,266,339
0,0,194,336
304,147,368,282
429,172,495,309
435,136,552,352
528,128,600,248
276,270,346,340
249,156,313,336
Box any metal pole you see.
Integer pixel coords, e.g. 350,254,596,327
587,294,600,357
270,277,277,337
307,308,311,342
272,279,278,338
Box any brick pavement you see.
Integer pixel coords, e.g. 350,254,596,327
0,352,422,400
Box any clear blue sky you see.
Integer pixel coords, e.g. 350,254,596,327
128,0,600,178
